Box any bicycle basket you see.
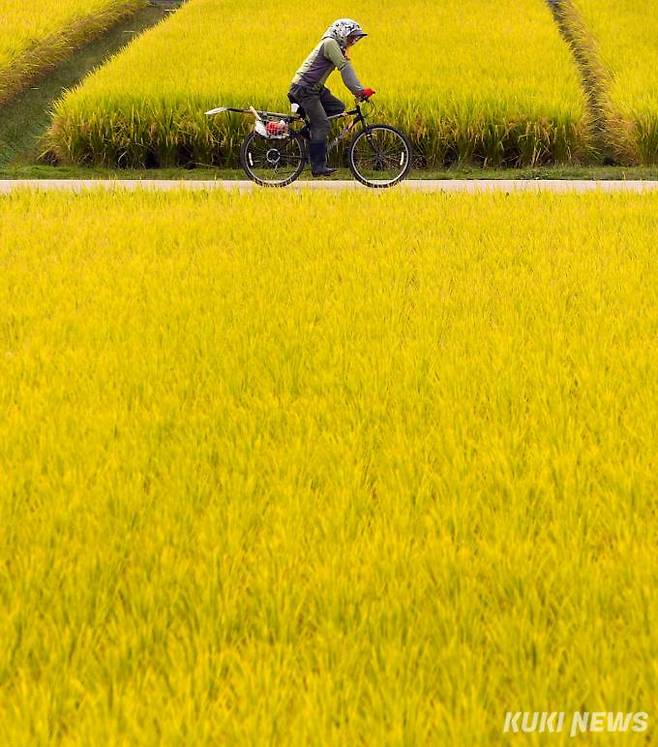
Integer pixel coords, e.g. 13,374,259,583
255,118,289,139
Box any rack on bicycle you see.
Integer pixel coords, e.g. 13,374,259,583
205,106,300,122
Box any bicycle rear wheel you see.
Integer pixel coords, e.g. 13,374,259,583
348,125,412,188
240,131,306,187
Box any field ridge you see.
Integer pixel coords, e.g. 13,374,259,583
0,1,146,107
0,5,176,167
547,0,639,165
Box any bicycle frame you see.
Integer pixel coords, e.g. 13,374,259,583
323,104,368,151
206,101,371,152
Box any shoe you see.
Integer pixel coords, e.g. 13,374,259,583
309,142,337,177
312,166,337,177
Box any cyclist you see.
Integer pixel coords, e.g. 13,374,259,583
288,19,375,177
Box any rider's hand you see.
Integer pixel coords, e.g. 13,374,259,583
359,88,376,101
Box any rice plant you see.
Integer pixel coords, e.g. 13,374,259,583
46,0,592,168
1,188,657,745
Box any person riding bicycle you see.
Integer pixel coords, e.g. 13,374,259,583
288,19,375,177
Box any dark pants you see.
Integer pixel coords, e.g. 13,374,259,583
288,84,345,144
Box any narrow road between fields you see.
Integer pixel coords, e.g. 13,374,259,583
2,179,658,194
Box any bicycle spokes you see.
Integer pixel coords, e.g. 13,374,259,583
242,134,305,185
350,126,412,187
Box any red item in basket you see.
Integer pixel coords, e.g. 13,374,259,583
266,121,286,136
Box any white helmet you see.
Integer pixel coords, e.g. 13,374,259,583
323,19,368,49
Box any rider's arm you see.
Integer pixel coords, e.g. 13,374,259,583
323,38,364,95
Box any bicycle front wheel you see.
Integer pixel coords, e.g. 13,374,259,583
348,125,412,188
240,131,306,187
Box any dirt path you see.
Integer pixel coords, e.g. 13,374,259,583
2,179,658,194
0,3,180,166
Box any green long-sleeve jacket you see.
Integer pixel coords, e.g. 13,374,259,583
291,38,364,95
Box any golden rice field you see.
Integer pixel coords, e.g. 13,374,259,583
1,189,657,744
47,0,591,168
570,0,658,164
0,0,144,104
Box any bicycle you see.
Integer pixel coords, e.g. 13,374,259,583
205,97,412,188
